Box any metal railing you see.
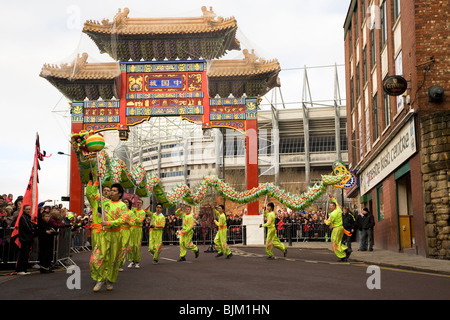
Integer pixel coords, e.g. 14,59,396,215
0,227,86,268
0,222,331,268
142,225,245,246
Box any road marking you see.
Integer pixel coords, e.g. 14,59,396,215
160,257,193,263
352,263,450,278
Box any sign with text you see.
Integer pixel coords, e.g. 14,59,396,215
360,117,416,195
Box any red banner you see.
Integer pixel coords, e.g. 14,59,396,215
11,133,48,247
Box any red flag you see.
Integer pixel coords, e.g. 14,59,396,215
12,133,47,247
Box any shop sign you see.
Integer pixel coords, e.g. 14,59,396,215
383,75,408,96
360,118,416,195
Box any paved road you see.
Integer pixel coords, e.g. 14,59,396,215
1,244,449,304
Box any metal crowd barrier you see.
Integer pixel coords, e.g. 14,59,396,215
142,225,245,246
0,226,88,269
276,223,332,243
0,222,331,269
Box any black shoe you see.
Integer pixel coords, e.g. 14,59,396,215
226,253,233,259
40,268,52,274
345,249,351,260
178,256,186,262
266,256,275,260
215,253,223,258
283,249,288,257
195,251,199,259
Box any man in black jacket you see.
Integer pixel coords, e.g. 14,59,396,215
356,208,375,251
16,205,36,275
342,207,357,252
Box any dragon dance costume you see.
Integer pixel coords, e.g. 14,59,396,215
175,208,199,260
324,197,349,261
213,209,231,257
262,210,287,258
118,208,132,270
128,207,147,265
148,211,166,263
89,193,128,285
85,181,103,248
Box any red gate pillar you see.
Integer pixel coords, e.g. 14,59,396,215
69,122,84,215
246,118,259,215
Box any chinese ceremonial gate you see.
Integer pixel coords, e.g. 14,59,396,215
41,7,280,217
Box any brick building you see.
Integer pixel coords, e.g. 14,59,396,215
343,0,449,258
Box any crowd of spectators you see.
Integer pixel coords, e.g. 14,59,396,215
0,194,92,268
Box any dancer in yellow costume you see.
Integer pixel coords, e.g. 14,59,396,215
213,205,232,258
128,198,147,268
85,181,102,249
90,183,129,292
148,203,166,264
260,202,287,259
118,198,132,271
324,193,351,262
175,204,199,261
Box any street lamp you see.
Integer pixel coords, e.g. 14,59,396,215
57,151,71,199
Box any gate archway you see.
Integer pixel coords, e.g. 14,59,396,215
40,7,281,215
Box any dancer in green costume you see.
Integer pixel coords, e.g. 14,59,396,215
118,198,132,271
260,202,287,259
148,203,166,264
213,205,232,258
324,193,351,262
90,183,129,292
175,204,199,261
128,198,147,268
85,181,102,249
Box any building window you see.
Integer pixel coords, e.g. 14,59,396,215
370,27,376,68
376,184,384,221
380,1,387,48
340,135,348,151
309,136,336,153
350,76,355,112
356,63,360,98
280,137,305,154
349,22,353,56
359,120,363,159
361,0,366,20
393,0,401,22
363,46,368,84
373,93,379,140
383,91,390,129
365,107,371,152
354,4,359,41
352,131,357,166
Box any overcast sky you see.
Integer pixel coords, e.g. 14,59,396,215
0,0,349,206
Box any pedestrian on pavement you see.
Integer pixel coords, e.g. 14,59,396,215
15,205,36,275
324,193,351,262
356,208,375,251
175,204,199,261
260,202,287,259
213,204,232,259
148,203,166,264
37,211,57,273
342,207,356,252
